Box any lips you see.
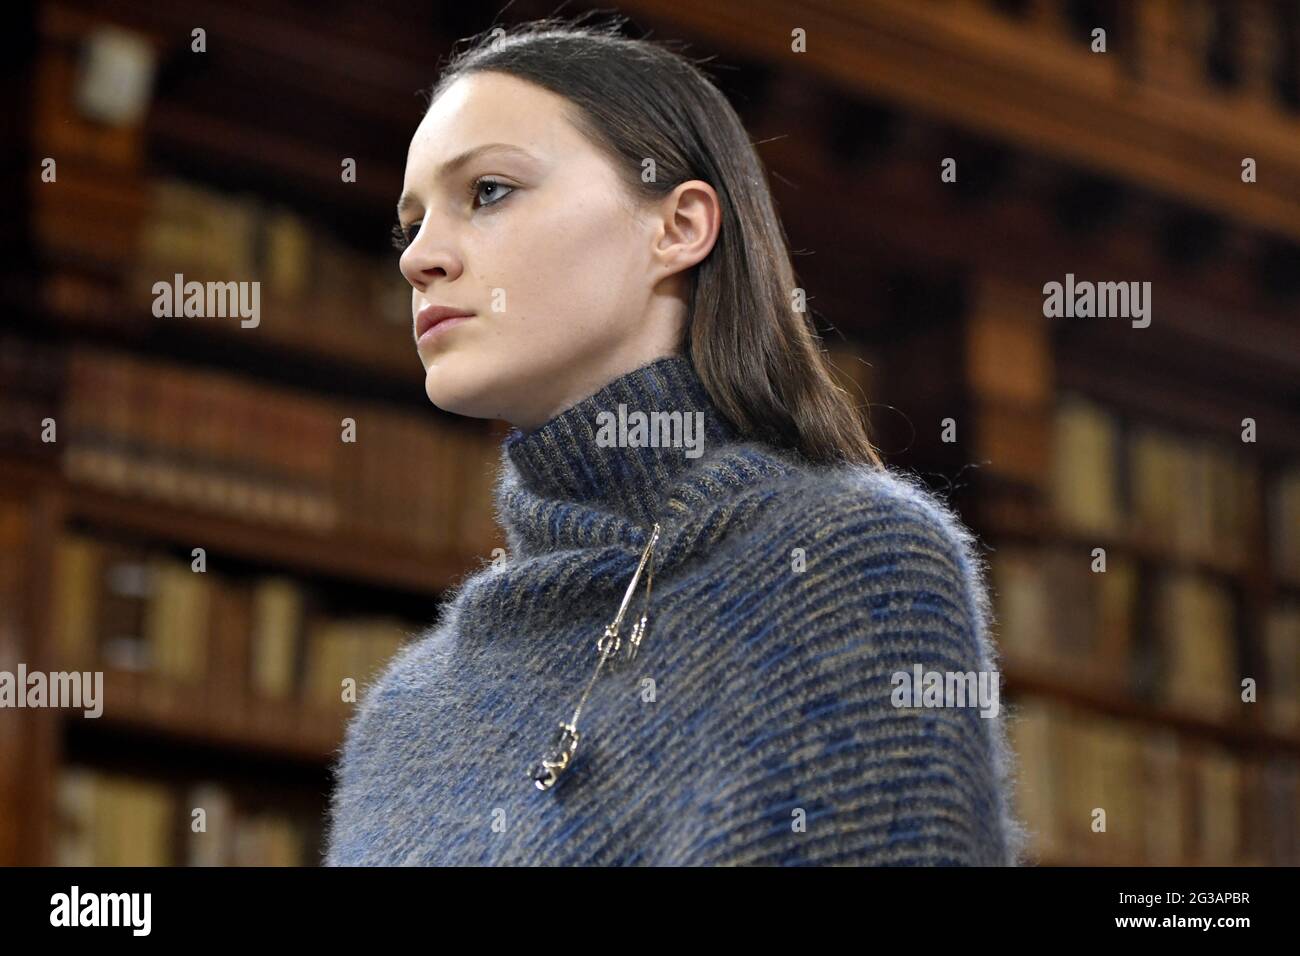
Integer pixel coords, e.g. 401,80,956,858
415,304,476,341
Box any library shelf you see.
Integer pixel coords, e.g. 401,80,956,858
1002,665,1300,758
15,264,423,393
64,668,345,763
0,456,481,598
975,509,1252,585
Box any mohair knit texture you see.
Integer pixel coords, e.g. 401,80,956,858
324,354,1027,866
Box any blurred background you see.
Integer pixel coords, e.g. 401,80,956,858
1,0,1298,866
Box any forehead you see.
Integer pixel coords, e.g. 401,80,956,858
408,72,571,171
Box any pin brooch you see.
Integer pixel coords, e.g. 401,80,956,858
531,523,661,791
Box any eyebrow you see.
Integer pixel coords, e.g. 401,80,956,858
395,143,539,217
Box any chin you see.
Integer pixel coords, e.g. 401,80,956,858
424,361,498,420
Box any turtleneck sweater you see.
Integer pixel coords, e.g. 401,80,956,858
323,354,1026,866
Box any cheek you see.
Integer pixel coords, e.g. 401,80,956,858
486,201,639,338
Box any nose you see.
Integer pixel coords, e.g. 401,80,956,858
399,215,464,291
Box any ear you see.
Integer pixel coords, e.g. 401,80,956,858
654,179,721,275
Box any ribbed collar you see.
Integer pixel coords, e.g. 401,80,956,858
501,354,739,527
490,353,803,569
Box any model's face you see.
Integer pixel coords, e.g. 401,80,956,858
396,72,688,429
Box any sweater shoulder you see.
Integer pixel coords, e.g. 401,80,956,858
748,456,1027,864
827,462,988,572
695,450,1028,865
750,451,992,584
737,451,1004,682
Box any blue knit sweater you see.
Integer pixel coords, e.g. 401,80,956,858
324,354,1026,865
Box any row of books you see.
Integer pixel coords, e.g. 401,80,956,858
55,769,318,866
60,348,503,555
1272,468,1300,584
1051,394,1263,569
0,500,32,864
988,0,1296,116
0,333,61,459
129,177,410,333
52,533,416,711
30,164,150,274
991,542,1300,730
1010,698,1300,866
990,544,1138,689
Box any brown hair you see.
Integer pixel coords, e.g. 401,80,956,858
427,13,884,468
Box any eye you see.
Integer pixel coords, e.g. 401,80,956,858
468,176,514,209
390,178,515,251
391,219,418,252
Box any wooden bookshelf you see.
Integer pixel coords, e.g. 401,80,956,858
62,274,420,389
620,0,1300,244
1,449,469,864
1002,665,1300,759
936,264,1300,867
5,0,1299,867
69,472,473,598
1,0,521,865
13,254,424,397
978,506,1253,585
0,458,480,598
73,668,345,763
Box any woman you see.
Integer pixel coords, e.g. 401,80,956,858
325,16,1025,866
